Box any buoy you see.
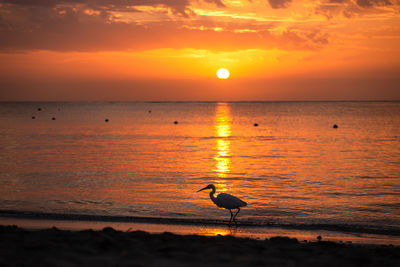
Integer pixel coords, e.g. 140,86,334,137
333,124,338,129
105,119,109,122
254,123,258,127
38,108,41,111
52,117,56,120
148,110,152,113
174,121,178,124
32,116,35,119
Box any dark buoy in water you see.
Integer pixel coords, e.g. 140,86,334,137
333,124,338,129
105,119,109,122
52,117,56,120
32,116,35,119
254,123,258,127
317,235,322,242
38,108,41,111
174,121,178,124
148,110,152,113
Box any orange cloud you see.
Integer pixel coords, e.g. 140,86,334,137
268,0,293,9
0,2,331,52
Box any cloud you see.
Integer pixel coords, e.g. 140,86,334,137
0,0,225,9
355,0,392,7
0,1,328,52
0,0,69,6
315,1,360,19
0,1,226,15
315,0,398,19
267,0,292,9
204,0,225,7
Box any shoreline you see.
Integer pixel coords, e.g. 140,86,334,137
2,209,399,236
1,225,399,266
1,215,400,246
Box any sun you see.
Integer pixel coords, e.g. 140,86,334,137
216,68,230,79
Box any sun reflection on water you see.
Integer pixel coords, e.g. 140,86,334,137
204,227,237,237
213,103,232,192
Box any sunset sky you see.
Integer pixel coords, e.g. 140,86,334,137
0,0,399,101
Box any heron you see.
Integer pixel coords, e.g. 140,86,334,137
197,184,247,225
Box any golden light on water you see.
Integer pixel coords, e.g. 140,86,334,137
215,139,230,175
215,103,231,137
204,227,236,237
213,103,232,191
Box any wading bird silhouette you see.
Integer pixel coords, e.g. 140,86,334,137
197,184,247,225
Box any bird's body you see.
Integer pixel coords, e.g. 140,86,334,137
198,184,247,225
212,193,247,210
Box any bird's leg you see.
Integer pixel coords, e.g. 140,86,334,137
233,208,241,224
229,209,233,226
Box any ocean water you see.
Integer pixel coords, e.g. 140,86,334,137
0,102,400,236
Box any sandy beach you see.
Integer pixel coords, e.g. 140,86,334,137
1,225,399,267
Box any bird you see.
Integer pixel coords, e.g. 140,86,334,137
197,184,247,225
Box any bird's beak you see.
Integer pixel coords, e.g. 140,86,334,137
197,186,208,192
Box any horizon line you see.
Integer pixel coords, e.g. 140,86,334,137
1,100,400,103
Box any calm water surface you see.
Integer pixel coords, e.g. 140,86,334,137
0,102,399,233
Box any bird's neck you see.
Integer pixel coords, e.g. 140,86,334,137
209,188,217,203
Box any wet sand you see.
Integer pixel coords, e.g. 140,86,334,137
1,225,399,266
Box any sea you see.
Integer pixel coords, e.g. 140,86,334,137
1,101,399,244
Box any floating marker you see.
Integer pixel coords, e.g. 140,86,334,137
38,108,41,111
105,119,109,122
32,116,35,119
52,117,56,120
254,123,258,127
174,121,178,124
333,124,338,129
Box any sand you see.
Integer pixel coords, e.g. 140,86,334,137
1,225,399,267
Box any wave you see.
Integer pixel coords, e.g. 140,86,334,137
1,210,399,237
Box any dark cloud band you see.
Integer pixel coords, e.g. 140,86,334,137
268,0,293,9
